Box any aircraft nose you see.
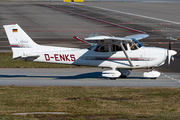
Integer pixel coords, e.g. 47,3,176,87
167,49,177,65
168,50,177,56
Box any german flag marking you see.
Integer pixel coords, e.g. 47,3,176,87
12,29,18,32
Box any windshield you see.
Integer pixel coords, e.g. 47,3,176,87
87,45,95,50
132,38,144,48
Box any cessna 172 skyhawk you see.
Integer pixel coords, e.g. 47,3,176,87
3,24,177,79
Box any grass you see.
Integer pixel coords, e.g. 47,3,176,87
0,86,180,119
0,52,85,68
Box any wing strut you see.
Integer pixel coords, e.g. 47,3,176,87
120,42,134,67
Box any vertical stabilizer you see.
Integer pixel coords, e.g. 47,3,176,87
3,24,38,59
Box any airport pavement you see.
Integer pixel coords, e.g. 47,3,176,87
0,68,180,87
1,2,180,47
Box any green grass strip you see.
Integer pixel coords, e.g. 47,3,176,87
0,86,180,119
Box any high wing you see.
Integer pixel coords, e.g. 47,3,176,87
84,34,149,44
123,34,149,40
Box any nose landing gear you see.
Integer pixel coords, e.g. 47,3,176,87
143,68,161,79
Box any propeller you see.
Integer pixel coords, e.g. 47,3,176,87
167,39,177,65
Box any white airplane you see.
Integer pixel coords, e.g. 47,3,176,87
3,24,177,80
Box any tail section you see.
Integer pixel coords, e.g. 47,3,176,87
3,24,38,59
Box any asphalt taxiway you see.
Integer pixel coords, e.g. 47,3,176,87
0,2,180,87
0,68,180,87
0,68,179,87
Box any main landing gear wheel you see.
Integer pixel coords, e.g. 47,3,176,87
110,77,117,80
120,75,127,78
118,69,130,78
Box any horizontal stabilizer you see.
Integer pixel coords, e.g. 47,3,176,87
13,54,39,60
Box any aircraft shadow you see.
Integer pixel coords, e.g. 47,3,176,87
0,72,148,80
0,72,103,80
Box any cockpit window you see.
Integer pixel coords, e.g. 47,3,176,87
132,39,144,48
111,44,127,52
87,45,94,50
94,45,109,52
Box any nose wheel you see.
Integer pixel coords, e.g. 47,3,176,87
143,69,161,79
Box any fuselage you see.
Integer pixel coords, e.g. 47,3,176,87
33,43,167,70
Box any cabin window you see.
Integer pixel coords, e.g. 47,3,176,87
94,45,109,52
129,41,138,50
111,44,127,52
